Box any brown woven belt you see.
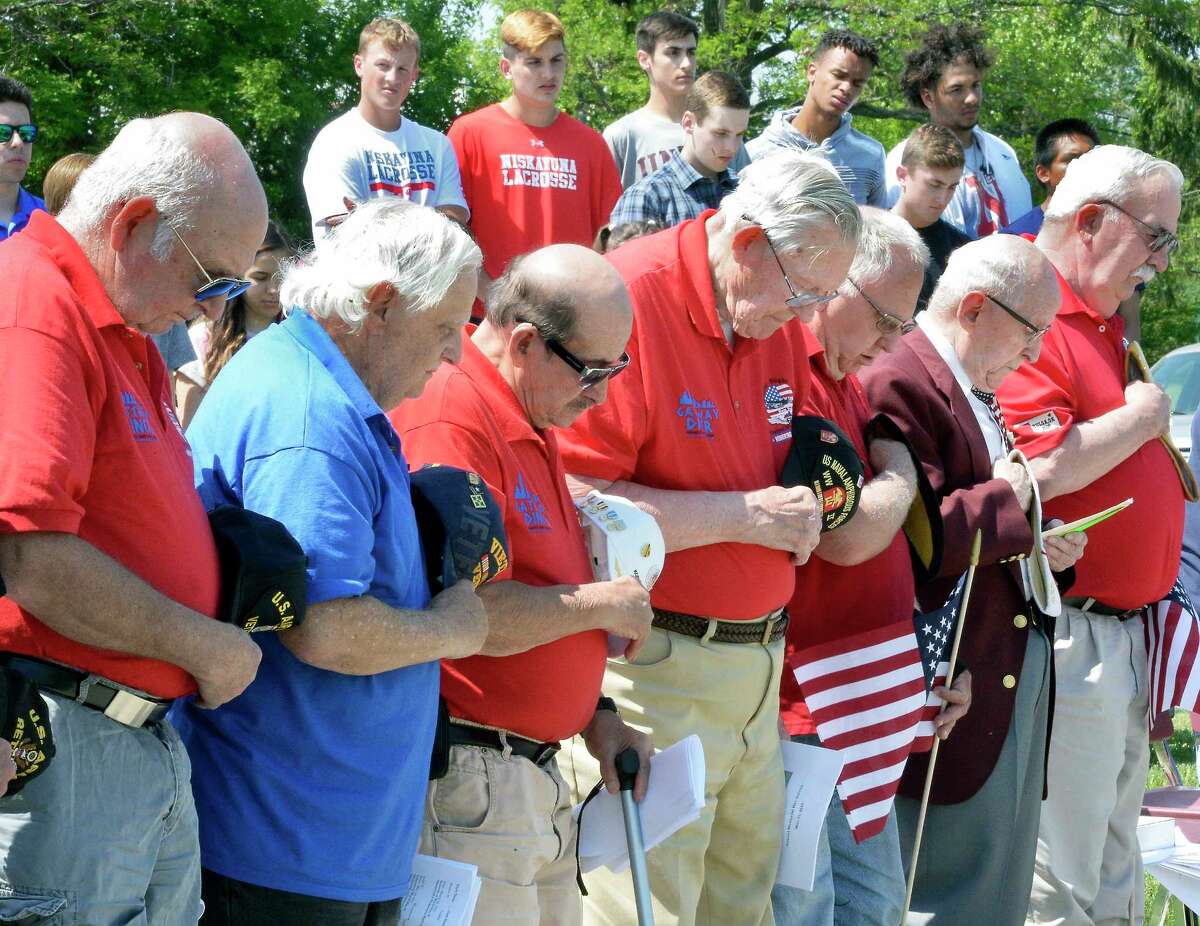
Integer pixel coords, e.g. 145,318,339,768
1062,596,1145,620
651,608,789,645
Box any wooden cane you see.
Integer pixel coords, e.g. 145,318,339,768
901,529,983,925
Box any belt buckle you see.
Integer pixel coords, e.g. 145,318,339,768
102,689,161,728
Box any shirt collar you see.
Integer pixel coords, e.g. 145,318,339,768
457,326,545,446
1050,260,1120,330
677,210,725,340
663,149,737,190
280,309,387,424
23,210,127,330
917,311,977,400
12,186,43,225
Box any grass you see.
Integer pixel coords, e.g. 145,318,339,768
1145,712,1199,925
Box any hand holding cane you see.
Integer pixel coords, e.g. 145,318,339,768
901,530,983,925
1126,341,1198,501
617,747,655,926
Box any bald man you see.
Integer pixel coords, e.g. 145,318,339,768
0,113,266,923
389,244,656,926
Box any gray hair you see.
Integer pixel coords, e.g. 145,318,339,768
721,150,860,253
1044,144,1184,226
280,199,481,329
57,117,216,260
843,206,929,288
927,234,1049,321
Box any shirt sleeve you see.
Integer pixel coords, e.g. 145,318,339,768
303,129,369,239
433,132,470,217
593,135,625,234
238,446,379,605
882,142,904,208
866,147,888,207
0,326,96,535
996,329,1077,458
556,316,648,483
609,181,648,226
603,122,629,186
447,119,476,217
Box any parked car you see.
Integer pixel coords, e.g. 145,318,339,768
1151,343,1200,456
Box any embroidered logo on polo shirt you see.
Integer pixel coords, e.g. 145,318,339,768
514,473,551,532
764,380,795,443
676,389,718,438
1016,411,1062,434
121,391,157,442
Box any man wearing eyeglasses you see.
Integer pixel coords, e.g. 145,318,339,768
0,112,266,924
552,151,859,926
996,145,1184,926
0,74,44,242
388,244,654,925
860,234,1084,925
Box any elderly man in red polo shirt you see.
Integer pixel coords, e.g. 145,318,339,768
389,244,655,926
0,113,266,923
554,150,860,926
997,145,1184,926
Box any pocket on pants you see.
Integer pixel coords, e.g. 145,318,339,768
429,748,494,833
0,886,69,924
623,628,674,669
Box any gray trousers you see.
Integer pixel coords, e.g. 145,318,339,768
898,629,1052,926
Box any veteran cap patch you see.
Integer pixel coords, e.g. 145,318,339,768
780,415,866,533
411,464,509,593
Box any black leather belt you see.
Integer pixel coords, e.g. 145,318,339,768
651,608,789,645
1062,596,1145,620
0,654,171,728
447,721,560,767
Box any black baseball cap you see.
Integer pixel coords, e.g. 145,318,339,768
781,415,865,533
867,413,944,583
208,505,309,633
410,465,509,594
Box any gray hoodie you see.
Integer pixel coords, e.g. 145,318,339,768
745,107,887,206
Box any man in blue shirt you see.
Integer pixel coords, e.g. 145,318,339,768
173,199,490,925
609,71,748,229
1002,118,1099,237
0,75,44,242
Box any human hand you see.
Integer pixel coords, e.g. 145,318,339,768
583,708,653,802
0,748,15,798
1042,519,1087,572
745,485,821,565
1125,380,1170,441
579,576,653,661
430,579,490,660
932,669,972,740
993,459,1033,512
192,621,263,709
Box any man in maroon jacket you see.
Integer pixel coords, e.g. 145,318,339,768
861,233,1085,926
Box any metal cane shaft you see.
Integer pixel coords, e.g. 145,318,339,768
621,789,655,926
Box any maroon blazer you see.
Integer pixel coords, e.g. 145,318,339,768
861,329,1045,805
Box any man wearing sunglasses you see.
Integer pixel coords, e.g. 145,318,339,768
997,145,1185,926
389,244,655,925
0,112,267,924
552,151,859,926
0,75,44,242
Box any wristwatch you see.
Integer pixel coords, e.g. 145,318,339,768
595,696,619,716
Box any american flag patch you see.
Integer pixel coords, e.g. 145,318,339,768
764,381,794,426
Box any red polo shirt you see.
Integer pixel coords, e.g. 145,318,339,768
0,211,221,697
997,266,1184,609
389,331,606,743
555,213,810,620
781,328,917,734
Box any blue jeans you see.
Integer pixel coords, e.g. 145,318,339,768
0,693,202,925
771,735,905,926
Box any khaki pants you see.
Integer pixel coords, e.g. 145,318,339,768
559,627,786,926
419,744,581,926
1027,605,1149,926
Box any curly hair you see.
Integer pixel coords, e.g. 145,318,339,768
900,23,993,110
203,221,294,384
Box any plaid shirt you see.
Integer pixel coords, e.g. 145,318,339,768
609,150,738,229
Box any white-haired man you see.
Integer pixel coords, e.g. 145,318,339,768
997,145,1184,926
861,235,1086,925
172,199,489,925
390,245,656,925
0,113,265,923
773,208,969,926
555,151,859,926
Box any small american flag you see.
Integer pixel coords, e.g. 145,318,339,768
793,574,966,842
1143,580,1200,722
764,382,794,426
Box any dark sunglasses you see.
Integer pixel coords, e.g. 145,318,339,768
0,123,37,145
516,316,630,388
847,277,916,335
987,293,1050,342
170,225,253,303
1093,199,1180,256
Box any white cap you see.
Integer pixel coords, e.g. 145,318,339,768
575,491,665,591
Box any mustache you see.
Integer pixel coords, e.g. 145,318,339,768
1132,264,1156,284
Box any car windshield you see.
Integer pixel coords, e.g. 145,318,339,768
1152,352,1200,417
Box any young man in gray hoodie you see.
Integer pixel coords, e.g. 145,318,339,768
745,29,887,206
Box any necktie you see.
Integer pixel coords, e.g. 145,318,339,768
971,387,1014,453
